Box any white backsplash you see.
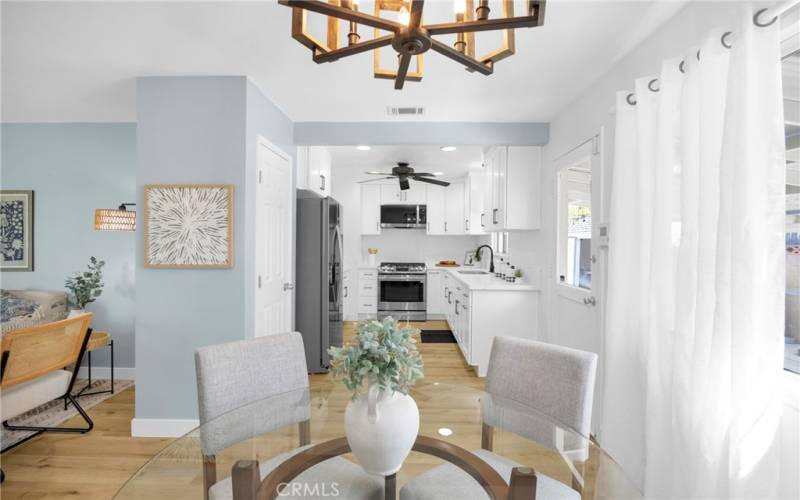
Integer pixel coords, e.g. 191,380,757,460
362,231,485,265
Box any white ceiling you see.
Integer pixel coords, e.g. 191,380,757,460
329,145,484,180
1,0,686,123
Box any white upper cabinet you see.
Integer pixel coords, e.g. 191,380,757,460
445,180,466,235
465,172,485,234
360,184,381,235
426,185,447,235
381,183,426,204
483,146,541,231
296,146,332,197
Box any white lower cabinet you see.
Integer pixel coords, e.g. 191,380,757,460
358,269,378,318
426,270,444,316
443,272,539,376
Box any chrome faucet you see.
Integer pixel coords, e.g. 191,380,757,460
475,245,495,274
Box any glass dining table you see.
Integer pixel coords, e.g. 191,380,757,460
114,381,640,499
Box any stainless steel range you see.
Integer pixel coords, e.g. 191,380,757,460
377,262,427,321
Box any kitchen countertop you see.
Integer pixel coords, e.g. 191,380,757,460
427,263,540,292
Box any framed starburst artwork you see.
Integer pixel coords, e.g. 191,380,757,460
144,184,233,269
0,190,34,272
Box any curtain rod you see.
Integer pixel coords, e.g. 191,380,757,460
625,0,799,105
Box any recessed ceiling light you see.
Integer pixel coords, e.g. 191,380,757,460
432,172,444,176
440,146,457,152
438,427,453,437
356,145,371,151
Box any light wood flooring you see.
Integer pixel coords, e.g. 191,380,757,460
0,321,595,499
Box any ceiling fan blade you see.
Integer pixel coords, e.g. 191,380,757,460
413,175,450,187
364,171,394,175
358,177,394,184
399,177,410,190
413,173,435,177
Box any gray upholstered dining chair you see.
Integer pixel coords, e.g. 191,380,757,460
401,336,598,500
195,332,382,500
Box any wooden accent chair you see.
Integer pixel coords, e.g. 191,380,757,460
0,313,95,455
400,336,598,500
194,332,382,500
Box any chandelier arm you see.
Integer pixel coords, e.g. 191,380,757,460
395,53,413,90
429,38,493,75
279,0,402,32
424,16,542,36
314,34,394,63
409,0,425,29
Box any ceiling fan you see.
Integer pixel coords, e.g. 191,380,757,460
359,162,450,190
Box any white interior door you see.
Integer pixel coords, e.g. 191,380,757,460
551,134,605,428
256,138,293,337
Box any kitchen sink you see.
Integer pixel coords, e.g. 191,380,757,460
457,270,490,275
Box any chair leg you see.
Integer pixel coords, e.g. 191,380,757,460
3,394,93,435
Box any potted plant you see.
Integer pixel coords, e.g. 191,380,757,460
64,256,105,316
328,317,424,476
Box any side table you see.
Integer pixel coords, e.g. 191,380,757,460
74,330,114,398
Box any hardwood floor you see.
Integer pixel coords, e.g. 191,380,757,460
0,320,484,499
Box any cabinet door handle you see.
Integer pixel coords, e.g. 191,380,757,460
455,300,460,315
448,291,452,304
444,286,448,299
320,174,326,191
444,221,448,232
465,219,469,232
481,213,485,227
492,208,498,224
344,286,348,297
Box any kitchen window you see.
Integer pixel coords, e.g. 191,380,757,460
558,158,592,290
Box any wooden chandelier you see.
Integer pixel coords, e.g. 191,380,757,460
278,0,546,89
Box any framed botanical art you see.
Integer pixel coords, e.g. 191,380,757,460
0,190,34,272
144,184,233,269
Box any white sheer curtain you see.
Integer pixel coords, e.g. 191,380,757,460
602,3,786,497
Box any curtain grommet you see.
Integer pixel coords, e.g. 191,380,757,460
721,31,733,49
626,93,637,105
753,7,778,27
648,79,659,92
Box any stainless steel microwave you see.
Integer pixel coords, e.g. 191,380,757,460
380,204,427,229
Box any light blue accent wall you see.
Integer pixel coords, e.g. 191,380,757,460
0,123,137,369
294,121,549,146
135,76,293,420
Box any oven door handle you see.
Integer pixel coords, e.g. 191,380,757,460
377,275,427,282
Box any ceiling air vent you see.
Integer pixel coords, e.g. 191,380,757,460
386,106,424,117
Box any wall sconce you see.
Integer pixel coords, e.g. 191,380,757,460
95,203,136,232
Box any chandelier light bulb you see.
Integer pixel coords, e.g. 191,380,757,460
453,0,466,15
351,0,359,5
398,6,410,26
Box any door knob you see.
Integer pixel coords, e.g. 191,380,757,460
283,283,295,291
583,296,596,306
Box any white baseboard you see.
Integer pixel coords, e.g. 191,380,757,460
131,417,199,437
77,366,135,380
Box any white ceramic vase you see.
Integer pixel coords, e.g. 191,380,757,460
345,380,419,476
67,309,85,318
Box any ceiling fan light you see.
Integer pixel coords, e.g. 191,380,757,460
433,172,444,176
440,146,457,152
453,0,466,15
356,145,371,151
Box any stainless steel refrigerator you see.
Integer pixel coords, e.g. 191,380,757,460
295,191,343,373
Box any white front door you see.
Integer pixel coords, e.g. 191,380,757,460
255,138,293,337
551,133,606,429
